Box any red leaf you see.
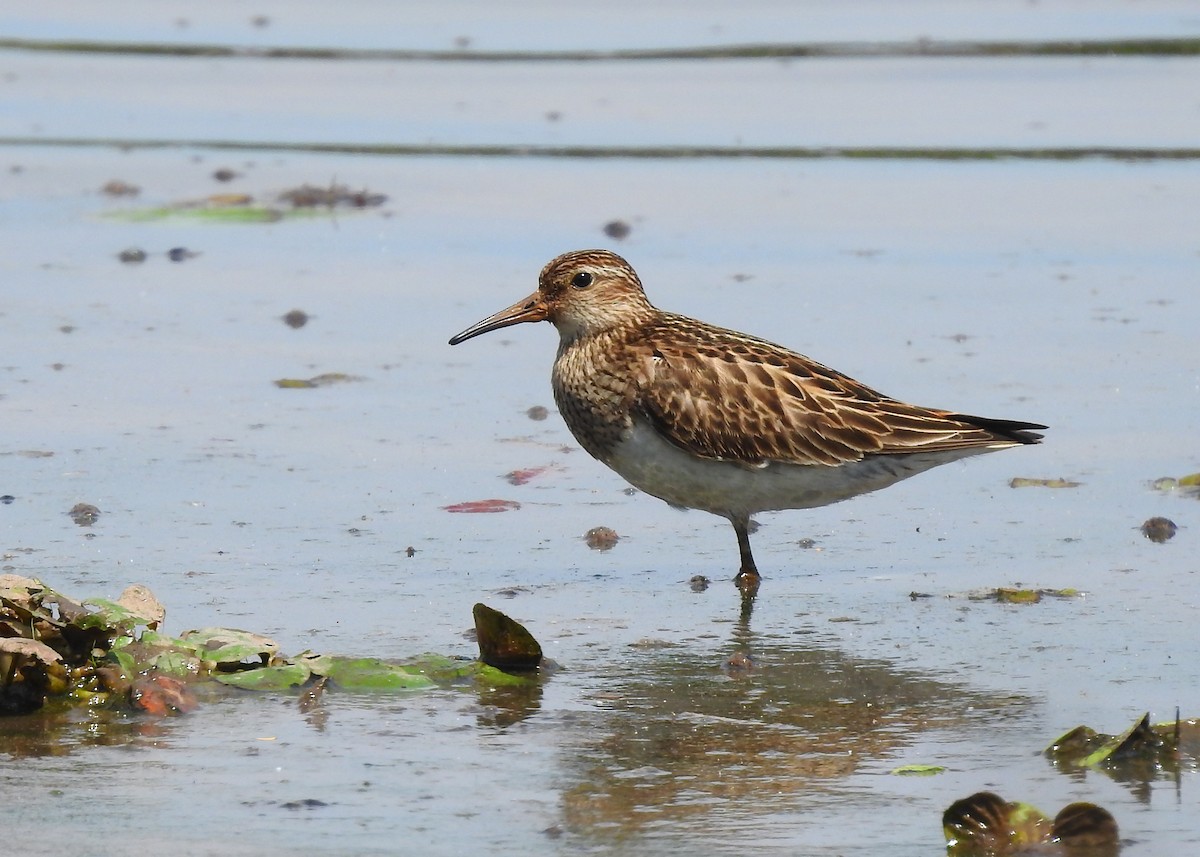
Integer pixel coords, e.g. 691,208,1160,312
504,466,549,486
443,499,521,513
131,674,198,716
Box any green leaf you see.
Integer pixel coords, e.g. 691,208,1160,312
1079,712,1156,767
322,657,436,692
214,664,312,691
181,627,278,666
109,649,137,681
891,764,945,776
148,649,200,678
79,598,155,630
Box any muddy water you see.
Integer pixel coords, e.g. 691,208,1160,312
3,4,1200,855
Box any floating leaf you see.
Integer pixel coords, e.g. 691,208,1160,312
891,764,945,776
505,466,549,486
181,628,278,667
401,653,535,688
1044,711,1196,781
321,657,436,692
79,598,158,631
1009,477,1082,489
443,499,521,513
1053,803,1120,850
995,588,1041,604
966,587,1081,603
473,603,542,669
1079,712,1161,767
273,372,365,389
943,791,1117,856
215,664,312,691
146,649,201,679
130,674,198,716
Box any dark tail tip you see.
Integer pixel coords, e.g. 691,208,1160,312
952,414,1047,445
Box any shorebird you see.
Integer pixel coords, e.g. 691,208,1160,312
449,249,1045,591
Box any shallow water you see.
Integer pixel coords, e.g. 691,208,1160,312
3,3,1199,855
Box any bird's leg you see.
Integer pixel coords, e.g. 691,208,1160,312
731,515,762,598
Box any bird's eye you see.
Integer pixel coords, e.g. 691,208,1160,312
571,271,594,289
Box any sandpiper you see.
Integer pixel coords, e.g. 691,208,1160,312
449,249,1045,591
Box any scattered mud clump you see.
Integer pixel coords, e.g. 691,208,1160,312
584,526,619,551
68,503,101,526
602,219,631,240
1141,516,1177,543
282,309,310,329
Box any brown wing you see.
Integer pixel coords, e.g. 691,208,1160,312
634,316,1043,467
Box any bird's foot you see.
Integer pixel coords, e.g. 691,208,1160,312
734,568,761,599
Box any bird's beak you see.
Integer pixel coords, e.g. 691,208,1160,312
448,291,549,345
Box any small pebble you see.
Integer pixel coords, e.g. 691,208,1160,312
167,247,197,262
584,526,619,551
117,247,147,264
689,575,709,592
526,405,549,421
1141,517,1177,543
212,167,239,182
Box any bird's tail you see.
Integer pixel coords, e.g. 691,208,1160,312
951,414,1046,445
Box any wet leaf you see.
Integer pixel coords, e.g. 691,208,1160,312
321,657,436,692
473,603,542,669
215,664,312,691
965,588,1081,603
443,499,521,513
505,466,550,485
79,597,160,631
1150,472,1200,497
1044,711,1196,781
403,653,536,687
274,372,365,389
181,628,279,667
0,637,62,667
995,588,1041,604
130,674,198,716
115,585,165,629
1079,712,1161,767
1008,477,1082,489
101,194,333,224
1053,802,1120,850
890,764,945,776
0,574,47,604
146,649,201,678
108,649,137,683
942,791,1116,856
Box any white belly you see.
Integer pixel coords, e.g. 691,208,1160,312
604,419,991,520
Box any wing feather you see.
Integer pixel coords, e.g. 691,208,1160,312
634,317,1043,467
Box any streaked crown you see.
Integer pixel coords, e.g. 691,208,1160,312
539,250,656,341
